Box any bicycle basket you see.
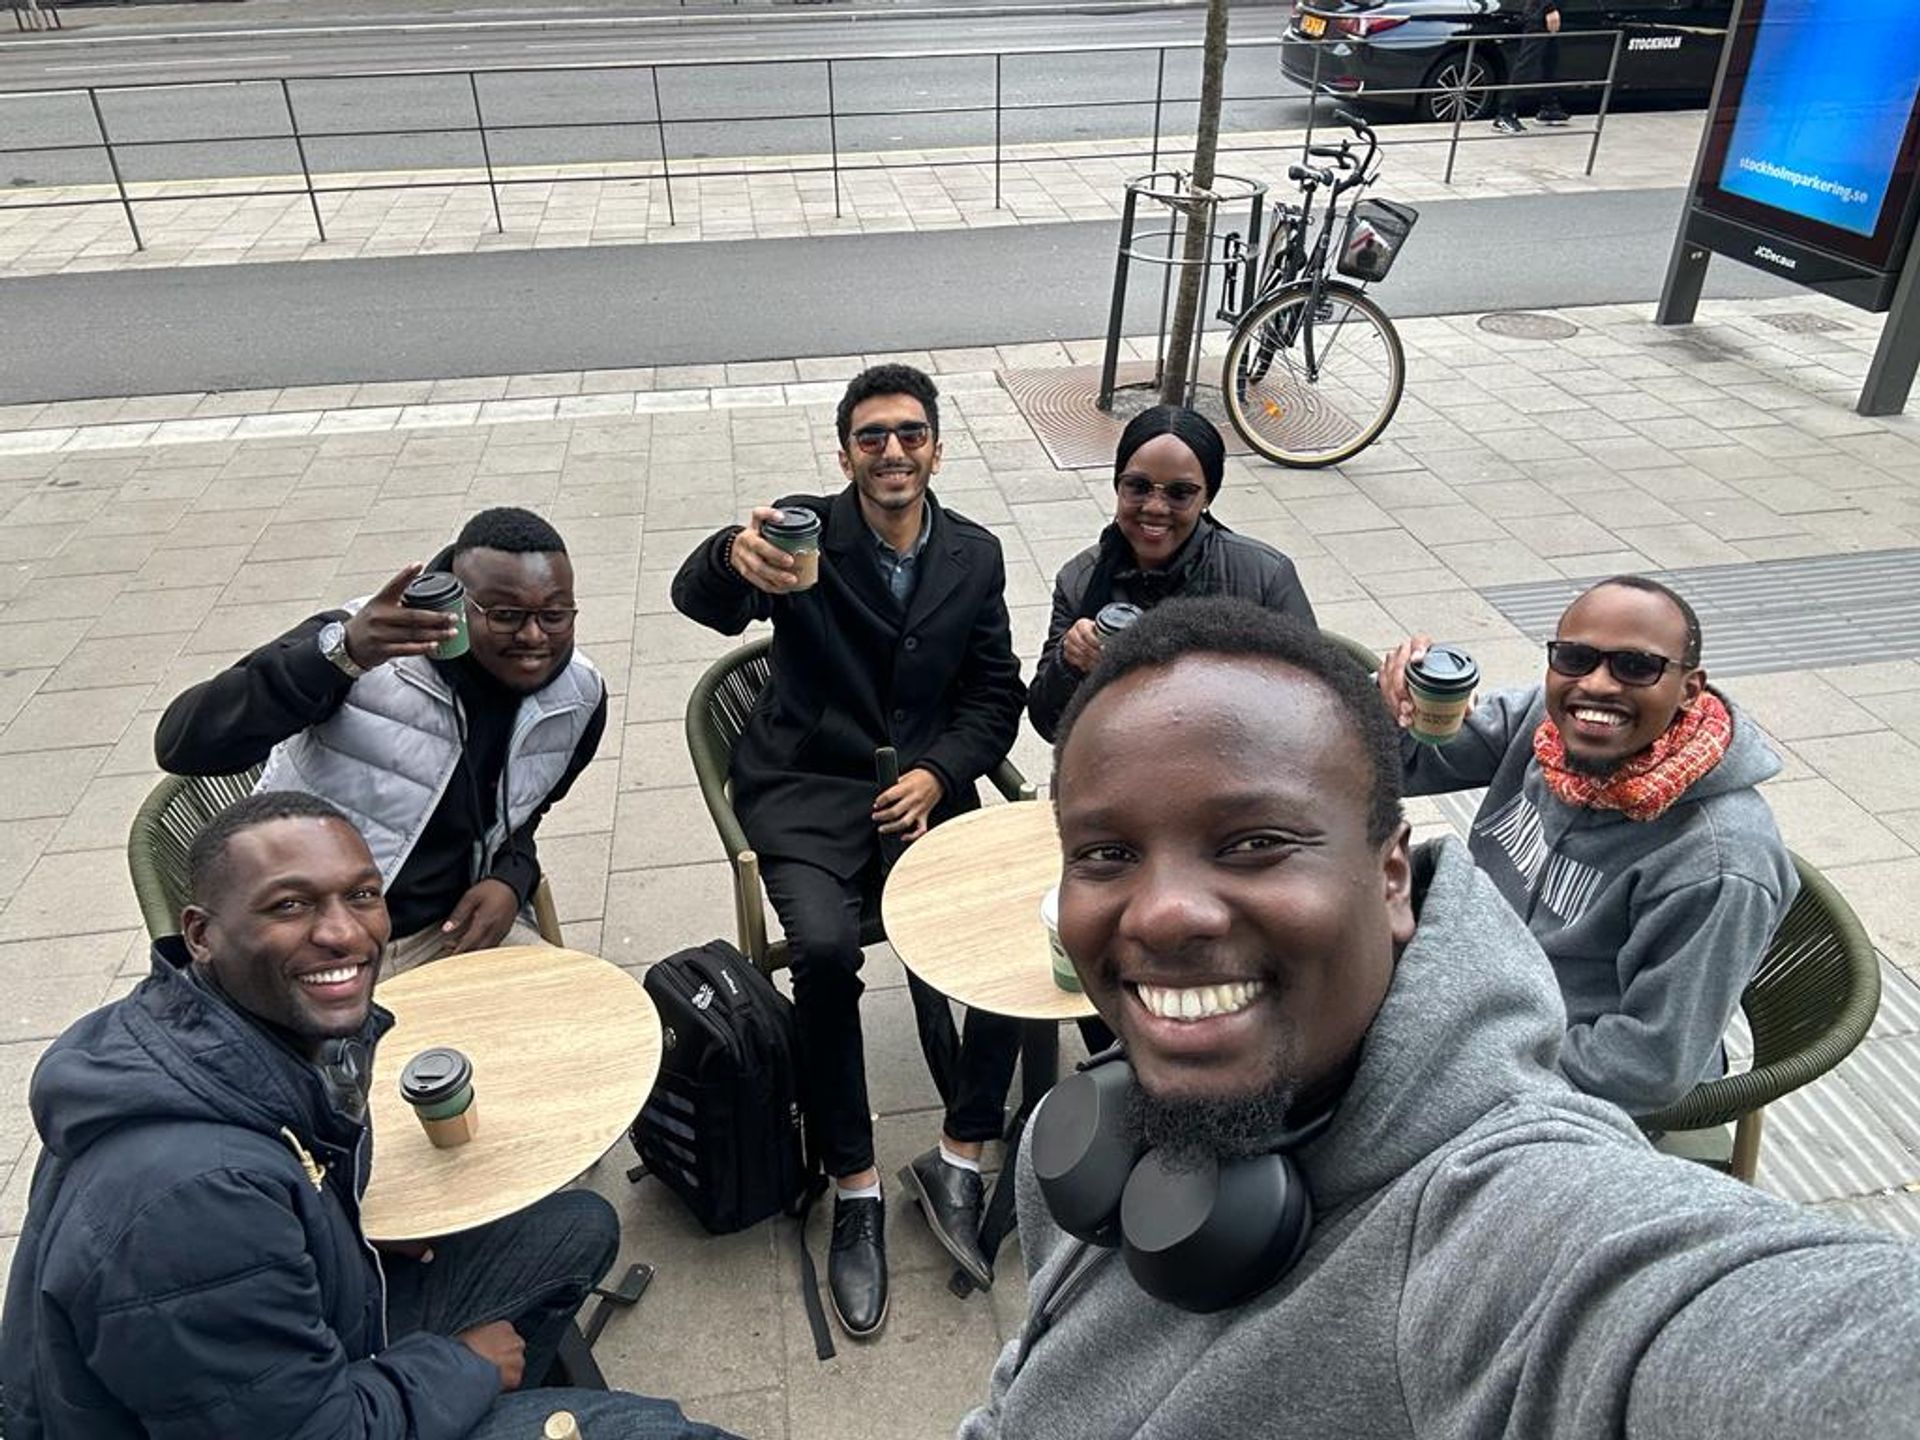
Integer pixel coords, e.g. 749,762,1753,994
1337,198,1419,283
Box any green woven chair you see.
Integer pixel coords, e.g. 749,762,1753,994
1640,853,1881,1183
686,634,1034,977
127,767,564,945
1323,629,1382,677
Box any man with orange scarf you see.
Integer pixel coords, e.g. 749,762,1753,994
1377,577,1796,1118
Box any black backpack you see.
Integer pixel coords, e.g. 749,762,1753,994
629,940,838,1359
632,939,808,1233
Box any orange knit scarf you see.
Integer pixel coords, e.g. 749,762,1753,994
1532,690,1732,823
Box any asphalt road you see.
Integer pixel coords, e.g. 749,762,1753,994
0,9,1304,188
0,186,1798,404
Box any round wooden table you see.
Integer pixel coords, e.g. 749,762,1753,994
882,801,1095,1023
361,945,661,1243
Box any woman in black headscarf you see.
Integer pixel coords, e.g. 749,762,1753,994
1026,405,1317,741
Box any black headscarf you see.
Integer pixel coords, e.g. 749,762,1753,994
1074,406,1231,622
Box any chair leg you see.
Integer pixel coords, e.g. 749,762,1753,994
1730,1109,1765,1184
737,850,773,974
532,875,564,947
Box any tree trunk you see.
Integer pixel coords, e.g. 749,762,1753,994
1159,0,1230,406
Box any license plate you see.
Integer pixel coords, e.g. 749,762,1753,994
1300,13,1326,35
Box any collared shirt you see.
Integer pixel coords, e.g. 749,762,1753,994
868,503,934,607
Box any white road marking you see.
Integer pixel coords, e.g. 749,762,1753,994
40,54,292,74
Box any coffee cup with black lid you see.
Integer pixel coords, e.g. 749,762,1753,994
1093,602,1143,643
760,510,822,592
400,1047,479,1148
1405,645,1480,746
400,573,470,660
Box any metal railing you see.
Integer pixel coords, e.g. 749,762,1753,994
0,32,1637,252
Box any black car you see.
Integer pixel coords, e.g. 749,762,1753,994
1280,0,1731,123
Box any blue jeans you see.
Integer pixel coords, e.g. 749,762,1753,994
383,1190,735,1440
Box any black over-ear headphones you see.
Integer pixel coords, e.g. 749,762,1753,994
1030,1047,1325,1314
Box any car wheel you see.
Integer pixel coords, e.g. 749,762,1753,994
1421,47,1500,123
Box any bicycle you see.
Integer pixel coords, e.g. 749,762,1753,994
1219,110,1418,468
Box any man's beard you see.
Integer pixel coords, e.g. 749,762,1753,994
1562,748,1624,778
1125,1071,1301,1171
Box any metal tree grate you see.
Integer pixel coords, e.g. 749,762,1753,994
1001,362,1256,470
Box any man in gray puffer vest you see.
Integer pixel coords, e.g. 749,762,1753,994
965,598,1918,1440
1378,575,1796,1116
157,506,606,972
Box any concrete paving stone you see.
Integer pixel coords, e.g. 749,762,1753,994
1609,523,1750,570
0,523,80,567
41,632,189,694
778,1249,1004,1440
1283,492,1397,537
0,620,80,670
537,830,611,927
183,597,327,659
1459,479,1573,517
615,720,696,791
1814,661,1920,699
1389,503,1506,547
36,532,162,581
0,846,145,943
1429,536,1561,587
1757,777,1913,870
0,666,47,733
0,1040,54,1163
0,684,150,756
1381,588,1524,644
1720,672,1888,744
1824,857,1920,982
0,818,61,901
1344,470,1459,511
1793,732,1920,814
125,543,251,593
1564,488,1684,529
0,750,109,824
1498,511,1624,560
600,859,736,969
1855,691,1920,748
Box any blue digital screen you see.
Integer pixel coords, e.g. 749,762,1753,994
1715,0,1920,238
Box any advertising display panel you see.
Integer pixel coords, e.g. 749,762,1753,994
1660,0,1920,413
1696,0,1920,272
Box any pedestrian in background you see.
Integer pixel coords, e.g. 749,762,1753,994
1494,0,1569,134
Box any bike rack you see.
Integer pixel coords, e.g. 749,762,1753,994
1097,171,1267,413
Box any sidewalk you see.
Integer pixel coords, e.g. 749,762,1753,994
2,288,1918,1437
0,110,1699,277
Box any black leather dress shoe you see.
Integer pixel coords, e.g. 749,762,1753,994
900,1149,993,1288
828,1195,889,1339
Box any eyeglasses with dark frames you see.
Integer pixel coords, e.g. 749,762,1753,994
850,422,933,455
1116,475,1206,511
1546,641,1683,688
468,600,580,636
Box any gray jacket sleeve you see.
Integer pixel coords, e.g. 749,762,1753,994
1402,1115,1920,1440
1399,687,1539,796
1561,872,1784,1114
1026,564,1089,744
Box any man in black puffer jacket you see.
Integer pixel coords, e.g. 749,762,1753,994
0,792,726,1440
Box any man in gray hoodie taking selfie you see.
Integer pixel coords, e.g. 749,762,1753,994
963,599,1916,1440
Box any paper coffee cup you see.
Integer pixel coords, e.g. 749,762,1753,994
400,1047,479,1149
1405,644,1479,746
1093,602,1143,642
1040,885,1080,993
400,573,470,660
761,509,822,592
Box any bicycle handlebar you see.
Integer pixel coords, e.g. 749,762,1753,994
1287,163,1335,187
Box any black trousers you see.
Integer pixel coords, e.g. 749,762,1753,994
761,854,1023,1179
1500,14,1563,120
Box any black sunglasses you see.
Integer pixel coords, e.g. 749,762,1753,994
1546,641,1684,688
1116,476,1206,510
850,422,933,455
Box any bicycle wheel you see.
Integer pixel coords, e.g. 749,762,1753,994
1222,280,1405,468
